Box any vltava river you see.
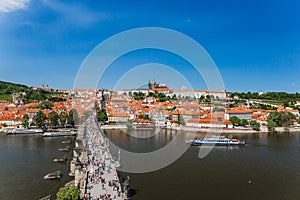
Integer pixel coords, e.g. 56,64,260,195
0,134,74,200
1,129,300,200
105,129,300,200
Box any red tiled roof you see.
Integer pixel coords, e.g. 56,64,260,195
188,118,232,125
227,107,253,114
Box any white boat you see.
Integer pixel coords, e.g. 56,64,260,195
62,139,72,144
58,146,71,152
7,129,44,135
42,132,77,137
186,136,245,146
43,170,61,180
53,155,67,162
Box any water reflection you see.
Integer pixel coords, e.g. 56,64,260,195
196,145,242,151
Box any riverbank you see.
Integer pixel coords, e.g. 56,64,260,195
101,124,128,130
169,126,300,133
168,126,259,133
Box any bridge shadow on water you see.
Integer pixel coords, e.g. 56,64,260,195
129,189,139,198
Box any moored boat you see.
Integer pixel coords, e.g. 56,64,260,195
43,170,61,180
42,132,77,137
58,146,71,152
7,129,43,135
62,139,72,144
53,155,67,162
186,136,245,146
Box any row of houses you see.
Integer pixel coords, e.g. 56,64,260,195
117,88,227,100
0,99,74,128
1,85,299,129
103,92,300,129
104,94,232,129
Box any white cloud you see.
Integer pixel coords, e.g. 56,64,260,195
0,0,30,13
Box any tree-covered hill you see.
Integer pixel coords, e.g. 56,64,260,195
0,80,63,103
229,91,300,102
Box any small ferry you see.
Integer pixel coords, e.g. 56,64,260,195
186,136,245,146
42,132,77,137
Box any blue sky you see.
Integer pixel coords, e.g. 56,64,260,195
0,0,299,92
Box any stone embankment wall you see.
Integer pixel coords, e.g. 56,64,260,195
69,124,88,198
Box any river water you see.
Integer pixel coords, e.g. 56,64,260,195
1,130,300,200
0,134,74,200
105,129,300,200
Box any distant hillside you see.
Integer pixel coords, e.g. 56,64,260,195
0,80,52,103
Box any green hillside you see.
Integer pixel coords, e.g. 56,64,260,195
0,80,52,103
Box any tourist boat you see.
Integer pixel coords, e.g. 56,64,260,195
42,132,77,137
7,129,43,135
43,170,61,180
186,136,245,146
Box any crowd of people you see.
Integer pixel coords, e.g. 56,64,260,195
83,115,124,200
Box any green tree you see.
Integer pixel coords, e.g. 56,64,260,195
39,100,52,110
49,111,59,127
267,112,291,130
59,111,68,127
199,95,205,103
157,93,167,102
267,119,277,131
229,116,241,126
240,119,249,127
97,109,108,122
147,92,156,97
287,112,296,120
250,120,257,127
137,114,150,120
250,120,261,131
267,112,283,127
171,94,177,100
253,122,261,131
133,92,145,100
35,111,46,128
283,101,289,108
67,109,77,127
22,114,29,128
281,112,291,127
56,186,79,200
177,115,185,125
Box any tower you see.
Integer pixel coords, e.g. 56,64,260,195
100,89,106,109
